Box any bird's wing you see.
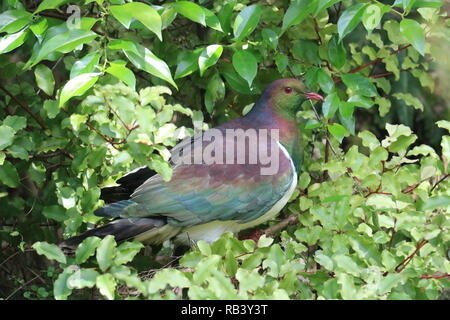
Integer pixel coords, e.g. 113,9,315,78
100,166,156,203
108,131,296,227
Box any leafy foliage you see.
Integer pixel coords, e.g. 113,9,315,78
0,0,449,300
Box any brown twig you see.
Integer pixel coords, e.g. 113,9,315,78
264,214,299,236
334,45,412,84
420,273,450,279
430,174,450,193
394,240,428,273
0,83,48,130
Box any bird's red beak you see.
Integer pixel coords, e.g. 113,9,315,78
305,92,324,101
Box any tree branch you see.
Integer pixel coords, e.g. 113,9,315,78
0,83,48,130
264,214,299,236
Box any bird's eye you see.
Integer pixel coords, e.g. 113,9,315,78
284,87,293,94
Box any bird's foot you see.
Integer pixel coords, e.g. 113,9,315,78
239,229,265,242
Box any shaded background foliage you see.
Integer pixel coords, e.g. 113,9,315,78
0,0,449,299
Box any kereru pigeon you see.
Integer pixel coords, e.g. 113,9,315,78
60,78,323,249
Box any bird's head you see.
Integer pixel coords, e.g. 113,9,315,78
264,78,323,119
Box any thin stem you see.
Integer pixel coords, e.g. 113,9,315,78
0,83,48,130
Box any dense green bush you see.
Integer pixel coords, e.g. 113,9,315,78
0,0,449,300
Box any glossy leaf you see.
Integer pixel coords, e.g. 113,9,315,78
32,241,67,264
233,4,262,42
341,74,378,97
70,52,100,79
96,235,116,272
322,92,340,119
174,49,202,79
106,63,136,89
75,237,102,264
110,3,162,40
110,40,177,88
34,64,55,96
232,50,257,87
198,45,223,77
25,29,98,69
337,3,368,40
35,0,69,14
400,19,425,56
0,28,29,54
328,123,348,143
172,1,206,26
282,0,317,32
59,73,100,107
0,10,32,34
328,34,346,68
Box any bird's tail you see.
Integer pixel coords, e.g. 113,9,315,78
59,217,167,251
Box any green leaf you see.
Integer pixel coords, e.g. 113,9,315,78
358,130,380,151
393,93,424,111
32,241,67,264
333,254,362,276
0,28,29,54
203,8,223,32
67,269,99,289
34,64,55,96
3,116,26,131
43,99,59,119
341,74,378,97
175,49,202,79
362,4,387,32
59,73,100,107
223,70,254,95
75,237,102,264
337,3,368,40
322,92,340,119
236,268,265,292
314,250,334,270
70,52,100,79
43,205,67,222
442,136,450,167
25,29,98,69
420,196,450,211
317,69,334,94
204,73,225,114
436,120,450,133
53,268,74,300
110,3,162,40
328,34,346,68
0,125,15,150
0,10,32,34
282,0,317,32
109,40,177,88
114,241,144,265
233,4,262,42
400,19,425,56
378,274,403,295
96,235,116,272
232,50,257,87
96,274,116,300
275,54,289,73
34,0,69,14
339,102,355,119
197,240,212,256
262,28,278,50
198,45,223,77
0,160,20,188
106,64,136,90
347,95,374,109
328,123,348,143
172,1,206,26
299,172,311,190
